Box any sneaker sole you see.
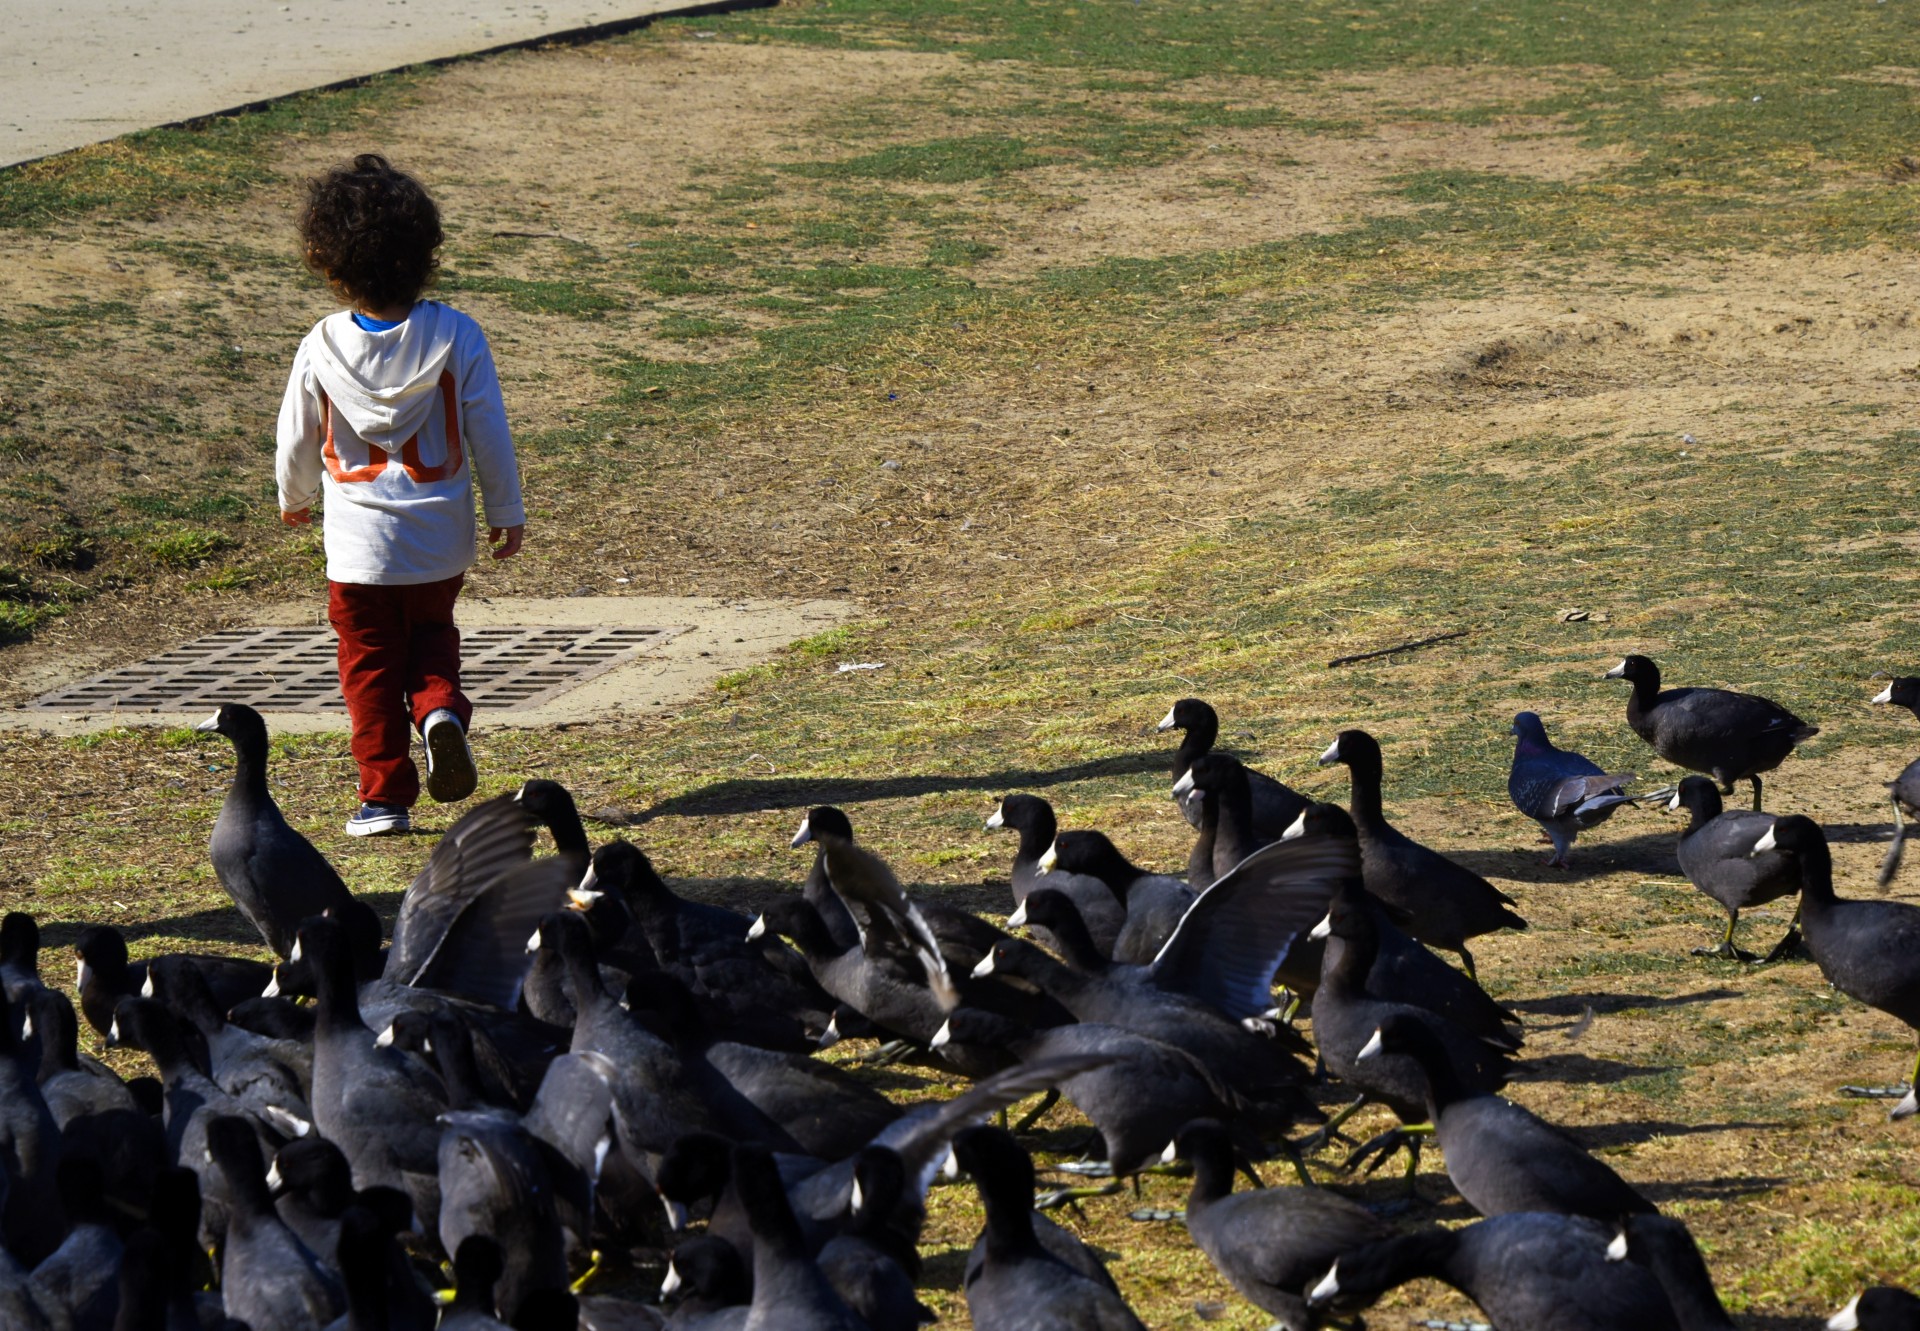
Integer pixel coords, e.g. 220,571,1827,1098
424,717,478,803
345,813,410,838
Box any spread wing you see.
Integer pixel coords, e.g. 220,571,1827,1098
386,796,537,986
824,841,958,1010
1150,831,1361,1020
410,856,578,1010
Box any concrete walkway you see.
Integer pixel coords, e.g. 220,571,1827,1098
2,0,725,169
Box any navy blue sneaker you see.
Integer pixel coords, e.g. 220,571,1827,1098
422,708,477,803
345,803,410,837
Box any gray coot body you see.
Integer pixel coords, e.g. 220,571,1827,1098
1158,698,1308,837
1757,816,1920,1119
1668,776,1798,961
593,838,827,1052
937,1009,1249,1178
794,808,957,1013
1605,655,1817,811
1869,676,1920,887
1307,1212,1683,1331
207,1115,345,1331
731,1143,868,1331
1506,712,1635,867
987,795,1125,957
1318,729,1526,977
952,1126,1147,1331
1174,1118,1391,1330
1311,887,1511,1140
300,917,449,1216
1621,1215,1737,1331
1175,754,1282,883
27,989,137,1129
664,1235,752,1330
1298,842,1522,1052
1041,830,1195,966
1359,1012,1654,1220
196,703,356,959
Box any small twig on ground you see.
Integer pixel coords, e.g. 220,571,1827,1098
490,229,586,243
1327,629,1469,669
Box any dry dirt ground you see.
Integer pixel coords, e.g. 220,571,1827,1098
2,20,1919,1330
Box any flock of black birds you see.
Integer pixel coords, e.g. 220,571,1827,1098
1,652,1918,1329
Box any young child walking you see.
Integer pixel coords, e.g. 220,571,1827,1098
275,153,526,837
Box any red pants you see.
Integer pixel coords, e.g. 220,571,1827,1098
328,575,471,808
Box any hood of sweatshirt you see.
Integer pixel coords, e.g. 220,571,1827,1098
307,302,457,446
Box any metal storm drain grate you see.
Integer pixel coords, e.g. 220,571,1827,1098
29,624,683,714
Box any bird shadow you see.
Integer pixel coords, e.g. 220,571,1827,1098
593,751,1170,824
1637,1173,1787,1205
1567,1118,1783,1150
1507,988,1740,1020
1449,827,1682,883
1513,1052,1678,1086
33,891,409,954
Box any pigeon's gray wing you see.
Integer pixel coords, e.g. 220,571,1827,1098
386,795,538,985
1149,832,1361,1020
1547,772,1636,819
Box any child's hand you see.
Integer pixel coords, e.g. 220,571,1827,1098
489,524,525,559
281,508,312,526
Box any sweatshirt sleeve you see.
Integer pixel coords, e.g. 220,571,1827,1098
275,339,325,514
459,325,526,528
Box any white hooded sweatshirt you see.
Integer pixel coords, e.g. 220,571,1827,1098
276,301,525,585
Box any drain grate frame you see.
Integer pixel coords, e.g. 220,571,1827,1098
28,624,687,715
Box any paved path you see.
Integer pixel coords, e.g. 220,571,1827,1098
3,0,717,169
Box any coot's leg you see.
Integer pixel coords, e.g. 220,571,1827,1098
1692,912,1759,963
1761,906,1805,964
1749,774,1765,812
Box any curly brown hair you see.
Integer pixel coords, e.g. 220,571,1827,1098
298,153,444,311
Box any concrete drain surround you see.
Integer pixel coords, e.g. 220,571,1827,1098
7,597,858,735
27,624,682,715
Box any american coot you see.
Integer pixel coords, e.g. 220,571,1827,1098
1604,655,1817,811
1296,833,1523,1052
27,1156,124,1331
815,1149,935,1331
1171,1118,1391,1331
1354,1013,1654,1220
1174,754,1280,883
196,703,356,959
950,1126,1148,1330
934,1009,1253,1180
1506,712,1636,868
1307,887,1511,1171
1157,699,1309,837
1830,1286,1920,1330
730,1143,867,1331
663,1234,752,1329
299,916,449,1211
1665,776,1798,962
0,912,44,1005
0,983,64,1259
986,795,1125,956
793,808,956,1012
1869,676,1920,887
206,1114,345,1330
1038,830,1195,966
1307,1212,1683,1331
1753,816,1920,1119
1621,1215,1738,1331
26,989,137,1128
431,1016,578,1320
592,839,827,1052
1318,729,1527,978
